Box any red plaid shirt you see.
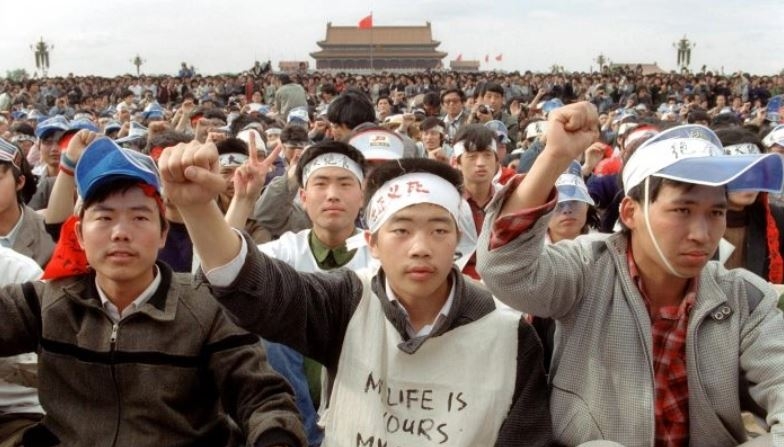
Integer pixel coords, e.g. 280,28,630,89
490,175,695,446
462,185,495,280
628,247,695,447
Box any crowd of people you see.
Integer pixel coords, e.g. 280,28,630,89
0,63,783,447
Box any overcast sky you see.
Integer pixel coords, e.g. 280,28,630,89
1,0,780,78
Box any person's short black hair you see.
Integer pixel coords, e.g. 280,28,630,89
321,83,338,96
715,127,765,153
229,115,266,138
480,82,504,97
326,89,376,129
376,96,391,105
453,124,497,156
421,117,446,132
423,92,441,108
145,129,192,154
216,138,248,156
11,122,35,136
200,108,227,122
280,124,309,146
0,156,35,205
79,177,167,232
295,140,366,188
687,109,710,124
277,74,292,85
440,88,465,102
711,112,741,129
121,89,134,99
363,158,462,212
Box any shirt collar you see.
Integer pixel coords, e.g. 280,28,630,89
626,240,698,317
0,206,25,247
309,229,358,268
385,277,455,338
444,110,465,124
97,265,162,322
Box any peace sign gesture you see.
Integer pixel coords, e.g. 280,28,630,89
233,130,281,202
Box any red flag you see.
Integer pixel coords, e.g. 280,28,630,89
456,53,463,62
484,54,489,63
495,53,503,61
358,14,373,29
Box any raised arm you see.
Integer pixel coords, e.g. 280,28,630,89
45,129,99,224
477,102,601,318
225,133,280,232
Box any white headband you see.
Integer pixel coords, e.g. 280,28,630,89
622,137,722,194
366,172,461,233
218,153,248,167
302,153,364,186
452,139,497,158
724,143,761,156
525,121,547,139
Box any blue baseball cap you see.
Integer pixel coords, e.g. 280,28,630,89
142,102,166,120
75,137,160,201
623,124,784,195
485,120,512,144
542,98,564,116
767,95,783,124
35,116,70,139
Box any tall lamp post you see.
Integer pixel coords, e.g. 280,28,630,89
131,54,146,76
673,35,695,73
31,37,53,78
594,53,610,73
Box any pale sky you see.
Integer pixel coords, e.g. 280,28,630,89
0,0,780,78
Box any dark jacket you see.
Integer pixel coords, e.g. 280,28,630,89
0,263,306,447
206,232,554,447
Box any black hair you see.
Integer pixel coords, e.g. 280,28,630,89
321,83,338,96
0,155,36,205
280,124,309,146
216,138,248,156
715,127,765,153
440,88,465,102
363,158,462,211
229,114,266,138
79,177,167,232
421,117,446,132
479,82,504,97
453,124,497,155
423,92,441,108
295,140,367,188
326,89,376,130
146,130,193,154
11,122,35,137
687,109,710,124
711,112,741,129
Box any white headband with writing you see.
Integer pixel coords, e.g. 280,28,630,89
451,139,497,158
302,153,364,186
723,143,761,156
218,153,249,168
366,172,461,233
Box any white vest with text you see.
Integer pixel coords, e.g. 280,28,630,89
321,272,519,447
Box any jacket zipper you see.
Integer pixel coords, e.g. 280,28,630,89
109,322,121,447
